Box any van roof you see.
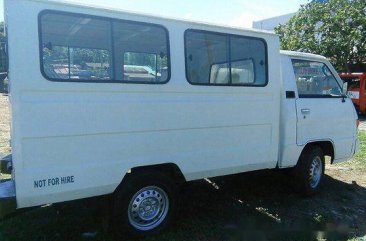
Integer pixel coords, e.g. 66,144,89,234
280,50,327,61
27,0,277,37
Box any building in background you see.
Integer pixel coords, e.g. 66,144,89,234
252,0,329,31
252,13,295,31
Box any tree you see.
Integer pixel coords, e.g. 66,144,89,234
275,0,366,72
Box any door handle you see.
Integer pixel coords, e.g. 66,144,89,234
301,109,311,114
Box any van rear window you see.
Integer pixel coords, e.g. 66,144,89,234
184,30,267,86
39,11,170,84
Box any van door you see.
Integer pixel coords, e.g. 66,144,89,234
291,59,356,160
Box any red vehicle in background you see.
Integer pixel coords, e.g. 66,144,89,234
339,73,366,115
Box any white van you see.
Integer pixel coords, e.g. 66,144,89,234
0,0,359,235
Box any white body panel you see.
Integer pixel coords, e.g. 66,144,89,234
278,55,302,167
6,0,281,208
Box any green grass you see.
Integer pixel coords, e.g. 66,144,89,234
337,132,366,170
352,131,366,168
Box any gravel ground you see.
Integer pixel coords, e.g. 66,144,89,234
0,94,10,154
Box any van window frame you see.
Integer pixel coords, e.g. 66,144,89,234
291,58,343,99
38,10,171,85
184,29,268,87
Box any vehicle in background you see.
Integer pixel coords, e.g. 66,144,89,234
0,0,359,236
339,73,366,115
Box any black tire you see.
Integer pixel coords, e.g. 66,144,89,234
293,146,325,196
111,171,178,237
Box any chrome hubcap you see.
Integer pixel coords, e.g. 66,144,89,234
309,156,322,188
128,186,169,231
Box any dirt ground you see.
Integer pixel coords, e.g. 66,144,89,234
0,94,366,241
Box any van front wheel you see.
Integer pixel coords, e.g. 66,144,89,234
112,172,177,236
294,146,325,196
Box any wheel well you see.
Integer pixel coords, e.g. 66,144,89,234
303,141,335,163
118,163,186,190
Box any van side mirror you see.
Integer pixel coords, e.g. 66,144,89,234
342,81,348,96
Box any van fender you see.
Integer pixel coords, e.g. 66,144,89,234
298,139,335,164
114,163,186,193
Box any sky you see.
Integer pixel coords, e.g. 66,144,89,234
0,0,308,28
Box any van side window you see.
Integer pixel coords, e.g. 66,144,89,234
113,19,169,83
185,31,229,84
185,30,267,86
40,13,112,81
292,59,342,98
39,11,170,84
230,36,266,85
